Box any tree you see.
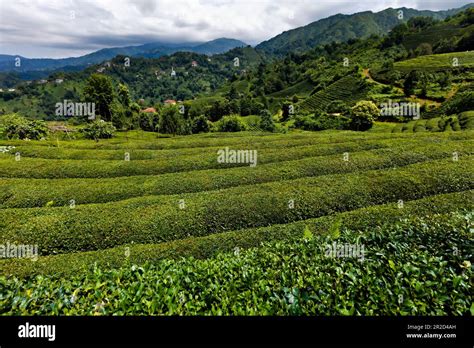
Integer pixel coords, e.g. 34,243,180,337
117,83,131,107
281,102,293,121
349,101,379,131
192,115,210,134
259,109,275,132
217,116,246,132
158,106,189,135
415,43,433,56
325,100,350,115
226,85,239,100
404,70,419,97
83,74,114,121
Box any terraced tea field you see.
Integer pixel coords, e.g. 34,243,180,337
1,125,473,315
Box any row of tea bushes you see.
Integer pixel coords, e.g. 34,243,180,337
1,190,471,278
1,134,471,178
2,211,472,315
1,157,472,255
0,137,427,179
0,141,472,208
2,132,412,160
3,127,460,150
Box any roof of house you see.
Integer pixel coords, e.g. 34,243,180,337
141,107,157,113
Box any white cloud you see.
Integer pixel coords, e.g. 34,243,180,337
0,0,470,58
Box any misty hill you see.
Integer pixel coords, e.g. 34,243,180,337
0,38,247,73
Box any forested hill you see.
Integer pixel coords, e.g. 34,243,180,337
256,4,474,57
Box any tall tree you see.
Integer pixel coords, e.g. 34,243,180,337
83,74,114,121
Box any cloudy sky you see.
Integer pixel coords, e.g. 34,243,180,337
0,0,471,58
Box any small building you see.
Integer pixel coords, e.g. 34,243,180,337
164,99,177,105
38,79,47,84
7,88,15,92
96,67,105,73
141,107,157,113
191,60,198,67
170,68,176,77
0,89,3,92
55,79,64,84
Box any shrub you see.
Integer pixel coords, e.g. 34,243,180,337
325,100,350,115
444,91,474,115
349,101,379,131
0,114,48,140
138,112,159,132
1,191,471,279
158,106,190,135
80,120,116,140
192,115,210,134
259,110,276,132
0,139,465,208
1,211,472,315
217,115,247,132
0,157,471,255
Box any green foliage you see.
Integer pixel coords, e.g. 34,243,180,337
349,101,379,131
80,120,116,140
83,74,115,121
0,113,48,140
403,70,419,96
299,76,371,114
217,115,247,132
137,111,159,132
0,156,471,255
2,212,472,315
444,91,474,115
0,136,468,207
325,100,350,115
158,106,190,135
259,109,275,132
1,190,471,278
192,115,210,134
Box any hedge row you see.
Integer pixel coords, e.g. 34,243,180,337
0,137,433,179
1,157,472,255
1,190,471,278
3,132,410,160
0,129,379,150
1,212,472,315
2,127,470,151
0,141,472,208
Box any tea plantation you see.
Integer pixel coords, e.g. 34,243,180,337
0,125,473,315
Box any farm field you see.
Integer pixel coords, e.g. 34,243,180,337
1,125,473,315
393,51,474,72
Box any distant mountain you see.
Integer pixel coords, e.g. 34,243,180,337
256,4,474,56
0,38,247,73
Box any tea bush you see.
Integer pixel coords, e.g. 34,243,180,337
1,212,471,315
1,157,471,255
